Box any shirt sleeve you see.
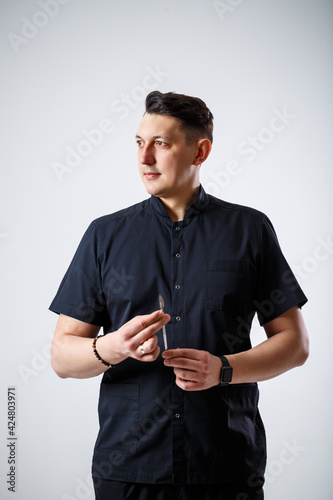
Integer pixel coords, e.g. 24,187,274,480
49,222,109,326
254,215,308,325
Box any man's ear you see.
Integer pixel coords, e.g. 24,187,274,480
193,139,212,166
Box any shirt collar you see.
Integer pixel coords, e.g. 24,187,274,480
149,185,209,225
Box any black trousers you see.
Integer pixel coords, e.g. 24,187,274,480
93,477,264,500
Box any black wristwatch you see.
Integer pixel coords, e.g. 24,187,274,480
219,356,233,386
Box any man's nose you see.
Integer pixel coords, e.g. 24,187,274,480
140,144,155,165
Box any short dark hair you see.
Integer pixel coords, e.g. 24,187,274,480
145,91,214,145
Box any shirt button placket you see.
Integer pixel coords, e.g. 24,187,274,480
173,224,183,335
171,222,185,482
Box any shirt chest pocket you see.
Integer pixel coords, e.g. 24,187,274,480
205,260,249,311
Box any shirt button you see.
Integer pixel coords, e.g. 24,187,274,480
175,226,180,231
175,253,181,258
175,284,181,290
175,413,181,419
176,316,181,322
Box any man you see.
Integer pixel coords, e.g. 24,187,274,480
50,91,309,500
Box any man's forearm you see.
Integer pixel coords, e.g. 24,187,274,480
50,314,128,379
226,329,309,384
51,333,113,379
226,306,309,384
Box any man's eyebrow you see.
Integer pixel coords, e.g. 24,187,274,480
135,134,172,140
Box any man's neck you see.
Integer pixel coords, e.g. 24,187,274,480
158,185,200,222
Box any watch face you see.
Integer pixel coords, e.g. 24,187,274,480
221,366,233,384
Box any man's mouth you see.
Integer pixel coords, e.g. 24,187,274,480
144,172,161,180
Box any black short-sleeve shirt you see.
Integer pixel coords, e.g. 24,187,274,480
49,186,307,485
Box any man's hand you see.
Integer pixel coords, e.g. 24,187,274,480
51,310,171,379
162,349,222,391
101,310,171,364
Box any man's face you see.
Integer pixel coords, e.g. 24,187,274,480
136,113,200,200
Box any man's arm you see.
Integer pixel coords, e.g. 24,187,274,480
162,305,309,391
51,310,170,379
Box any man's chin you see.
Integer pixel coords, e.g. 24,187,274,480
143,183,164,198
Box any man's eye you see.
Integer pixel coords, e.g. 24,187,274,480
156,141,166,146
136,141,143,147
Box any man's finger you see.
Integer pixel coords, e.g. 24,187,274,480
174,365,199,378
129,310,164,334
137,314,170,345
141,335,159,354
163,357,200,371
121,310,169,338
138,344,161,362
162,348,203,360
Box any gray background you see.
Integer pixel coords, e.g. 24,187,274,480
1,0,332,498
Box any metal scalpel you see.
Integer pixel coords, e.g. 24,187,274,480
159,294,168,350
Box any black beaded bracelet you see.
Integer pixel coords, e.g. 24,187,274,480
92,336,116,368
